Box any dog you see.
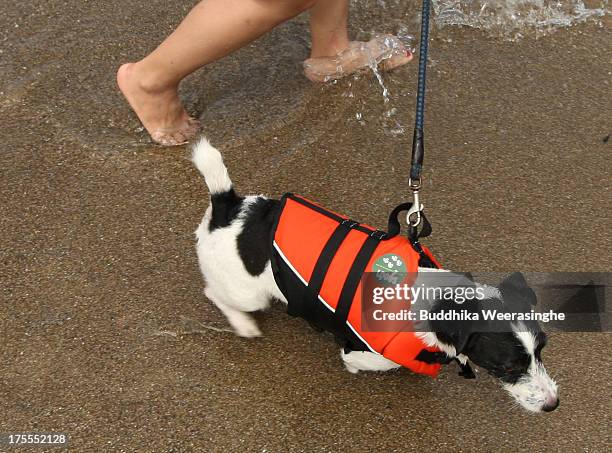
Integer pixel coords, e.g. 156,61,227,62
192,138,559,413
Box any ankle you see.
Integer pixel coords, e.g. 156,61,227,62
130,61,178,94
310,35,350,59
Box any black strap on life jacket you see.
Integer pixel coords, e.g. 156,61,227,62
297,219,358,323
294,197,439,354
302,201,437,333
333,230,386,332
300,215,387,334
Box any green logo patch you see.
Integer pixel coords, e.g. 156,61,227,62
372,254,407,286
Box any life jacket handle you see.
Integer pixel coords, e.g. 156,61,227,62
387,202,433,240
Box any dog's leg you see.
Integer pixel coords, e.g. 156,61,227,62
204,287,262,338
456,358,476,379
340,349,401,374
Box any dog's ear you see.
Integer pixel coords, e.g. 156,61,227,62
499,272,537,306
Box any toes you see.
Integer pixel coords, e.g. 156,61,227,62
151,130,187,146
150,132,168,146
150,118,201,146
150,131,172,146
380,50,413,71
365,34,413,71
170,130,189,146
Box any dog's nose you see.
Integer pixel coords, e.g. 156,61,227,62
542,397,560,412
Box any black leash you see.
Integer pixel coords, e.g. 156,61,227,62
407,0,431,233
405,8,477,376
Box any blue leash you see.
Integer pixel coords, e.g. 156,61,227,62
407,0,431,229
414,0,430,144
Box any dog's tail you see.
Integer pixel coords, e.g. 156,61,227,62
191,137,233,195
192,137,243,226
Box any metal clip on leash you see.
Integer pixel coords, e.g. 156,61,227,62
406,179,422,227
407,0,431,231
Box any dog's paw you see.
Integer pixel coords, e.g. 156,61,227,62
457,361,476,379
344,364,359,374
234,319,262,338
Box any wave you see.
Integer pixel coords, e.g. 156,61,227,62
431,0,609,39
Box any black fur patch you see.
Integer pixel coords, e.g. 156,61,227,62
209,188,244,231
236,197,280,276
415,350,454,364
418,254,438,269
428,290,546,384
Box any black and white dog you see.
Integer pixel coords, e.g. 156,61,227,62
192,138,559,413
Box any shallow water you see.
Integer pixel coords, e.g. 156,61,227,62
369,0,609,39
433,0,609,39
353,0,609,135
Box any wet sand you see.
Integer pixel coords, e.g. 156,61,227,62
1,1,611,451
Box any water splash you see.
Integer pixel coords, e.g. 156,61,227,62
363,34,412,103
396,26,417,51
370,64,391,103
364,34,416,133
432,0,609,39
359,0,608,40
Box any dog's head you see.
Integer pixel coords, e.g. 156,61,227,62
457,326,558,413
425,272,559,413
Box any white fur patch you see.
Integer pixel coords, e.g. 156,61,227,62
505,322,558,412
513,322,536,354
341,350,401,374
192,137,233,194
415,331,457,358
195,197,286,316
478,284,501,300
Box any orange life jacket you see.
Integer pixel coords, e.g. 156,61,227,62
270,193,442,377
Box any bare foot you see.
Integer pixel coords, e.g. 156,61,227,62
303,35,413,83
117,63,201,146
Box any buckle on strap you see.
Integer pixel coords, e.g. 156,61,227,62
370,230,387,240
341,219,359,229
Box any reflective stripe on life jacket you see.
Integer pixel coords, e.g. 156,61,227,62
269,193,442,377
